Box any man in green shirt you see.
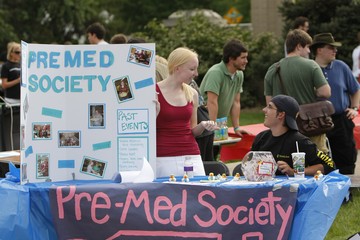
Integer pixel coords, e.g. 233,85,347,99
264,29,331,152
200,39,249,137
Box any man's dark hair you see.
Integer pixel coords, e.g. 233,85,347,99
293,16,309,29
310,43,327,57
110,34,128,44
285,29,312,54
222,39,247,63
86,22,106,40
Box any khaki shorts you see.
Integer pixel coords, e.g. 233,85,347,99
309,134,329,153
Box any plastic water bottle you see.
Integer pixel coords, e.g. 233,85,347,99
184,157,194,178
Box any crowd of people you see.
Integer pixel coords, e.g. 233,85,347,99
1,20,360,179
152,17,360,178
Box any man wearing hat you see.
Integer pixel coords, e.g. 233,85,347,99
251,95,335,176
311,33,360,174
264,29,331,153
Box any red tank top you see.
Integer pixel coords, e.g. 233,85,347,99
156,84,200,156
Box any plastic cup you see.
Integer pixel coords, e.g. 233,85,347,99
291,152,305,178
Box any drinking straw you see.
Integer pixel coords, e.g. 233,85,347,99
296,141,299,153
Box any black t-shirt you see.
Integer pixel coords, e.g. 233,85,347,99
1,60,21,99
251,130,335,175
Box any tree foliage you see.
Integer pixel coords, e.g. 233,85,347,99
0,0,250,57
0,0,261,106
103,0,250,36
279,0,360,66
0,0,99,50
0,0,251,45
0,0,111,63
135,15,282,107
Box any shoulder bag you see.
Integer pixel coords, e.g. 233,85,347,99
276,62,335,137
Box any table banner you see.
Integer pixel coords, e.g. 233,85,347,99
50,183,297,239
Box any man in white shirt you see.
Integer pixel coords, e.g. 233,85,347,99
86,22,108,45
352,32,360,81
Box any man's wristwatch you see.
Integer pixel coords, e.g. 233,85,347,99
352,107,358,111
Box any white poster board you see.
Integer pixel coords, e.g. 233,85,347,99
20,42,156,183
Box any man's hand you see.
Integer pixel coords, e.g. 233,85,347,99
277,160,294,176
234,127,250,137
345,107,358,120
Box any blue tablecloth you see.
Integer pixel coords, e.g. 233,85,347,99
0,171,350,239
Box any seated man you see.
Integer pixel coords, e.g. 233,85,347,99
251,95,335,176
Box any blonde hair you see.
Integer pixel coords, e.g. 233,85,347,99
167,47,198,102
155,55,169,82
7,42,20,60
156,55,168,65
182,82,195,103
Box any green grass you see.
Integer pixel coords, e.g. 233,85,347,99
237,108,360,239
227,107,264,126
325,188,360,239
240,107,265,125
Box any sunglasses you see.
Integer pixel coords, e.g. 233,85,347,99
13,51,21,54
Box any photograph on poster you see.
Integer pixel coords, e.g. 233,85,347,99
21,163,27,182
80,156,107,178
127,46,153,66
32,122,52,140
114,76,133,103
58,131,81,148
89,104,105,128
36,153,49,178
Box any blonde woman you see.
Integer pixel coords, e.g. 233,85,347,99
1,42,21,104
155,47,218,178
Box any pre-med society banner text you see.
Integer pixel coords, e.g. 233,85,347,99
20,42,156,183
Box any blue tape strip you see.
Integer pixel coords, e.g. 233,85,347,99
134,77,154,89
25,146,33,158
58,160,75,168
93,141,111,151
42,107,62,118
